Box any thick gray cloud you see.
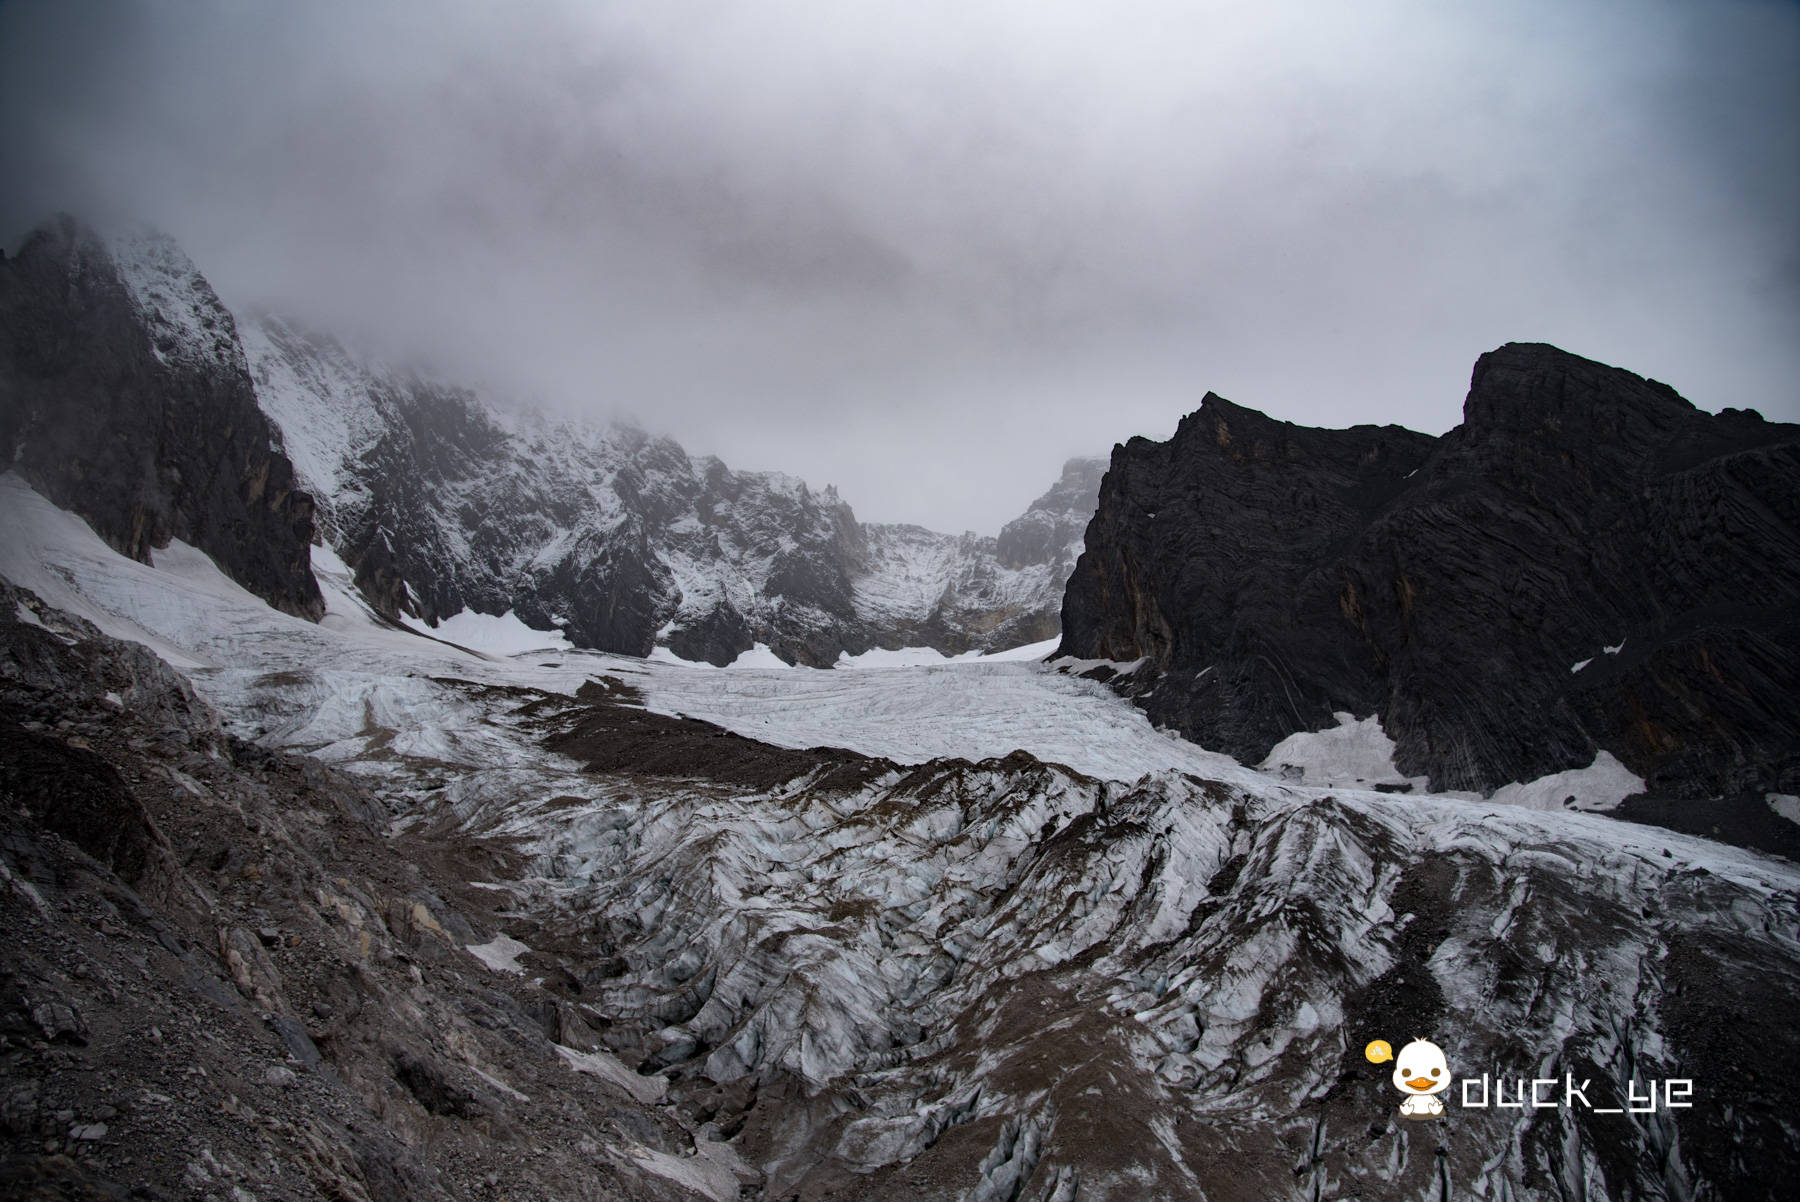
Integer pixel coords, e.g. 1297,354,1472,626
3,0,1795,531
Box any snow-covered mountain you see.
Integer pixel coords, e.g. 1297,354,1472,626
1,216,1098,665
6,214,1799,1200
244,312,1099,666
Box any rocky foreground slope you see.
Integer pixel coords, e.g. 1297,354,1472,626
1062,343,1800,812
0,582,746,1201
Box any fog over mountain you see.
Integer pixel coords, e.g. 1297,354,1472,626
2,0,1795,531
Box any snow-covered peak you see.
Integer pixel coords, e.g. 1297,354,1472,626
241,316,390,540
24,221,1101,667
994,454,1106,569
105,226,249,377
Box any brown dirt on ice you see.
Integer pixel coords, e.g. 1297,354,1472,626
543,678,892,791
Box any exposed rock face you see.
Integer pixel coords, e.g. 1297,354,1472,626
995,456,1106,570
0,217,322,620
246,313,1101,664
1061,342,1800,800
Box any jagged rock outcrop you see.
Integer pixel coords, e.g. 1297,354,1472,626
1061,342,1800,801
995,457,1106,571
0,217,322,620
250,312,849,659
246,313,1101,664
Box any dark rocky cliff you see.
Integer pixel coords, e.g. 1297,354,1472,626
1061,342,1800,801
0,217,322,620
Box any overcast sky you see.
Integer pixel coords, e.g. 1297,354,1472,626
3,1,1795,532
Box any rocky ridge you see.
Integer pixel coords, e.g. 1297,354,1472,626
1061,342,1800,807
1,214,1100,667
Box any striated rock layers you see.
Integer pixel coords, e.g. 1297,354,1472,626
1061,342,1800,801
0,217,322,620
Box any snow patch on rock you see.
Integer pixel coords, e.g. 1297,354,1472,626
834,635,1060,669
465,934,531,975
401,608,572,656
1258,712,1423,789
727,642,794,669
626,1141,744,1202
554,1045,666,1105
1486,750,1645,812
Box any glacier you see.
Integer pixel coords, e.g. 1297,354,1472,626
3,468,1796,1199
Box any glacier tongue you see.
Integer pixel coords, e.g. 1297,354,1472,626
454,707,1798,1199
3,472,1798,1199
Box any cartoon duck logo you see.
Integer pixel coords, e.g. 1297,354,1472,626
1367,1037,1450,1120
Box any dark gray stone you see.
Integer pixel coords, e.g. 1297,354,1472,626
265,1013,324,1071
1061,342,1800,803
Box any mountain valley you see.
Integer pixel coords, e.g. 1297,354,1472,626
1,218,1797,1201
